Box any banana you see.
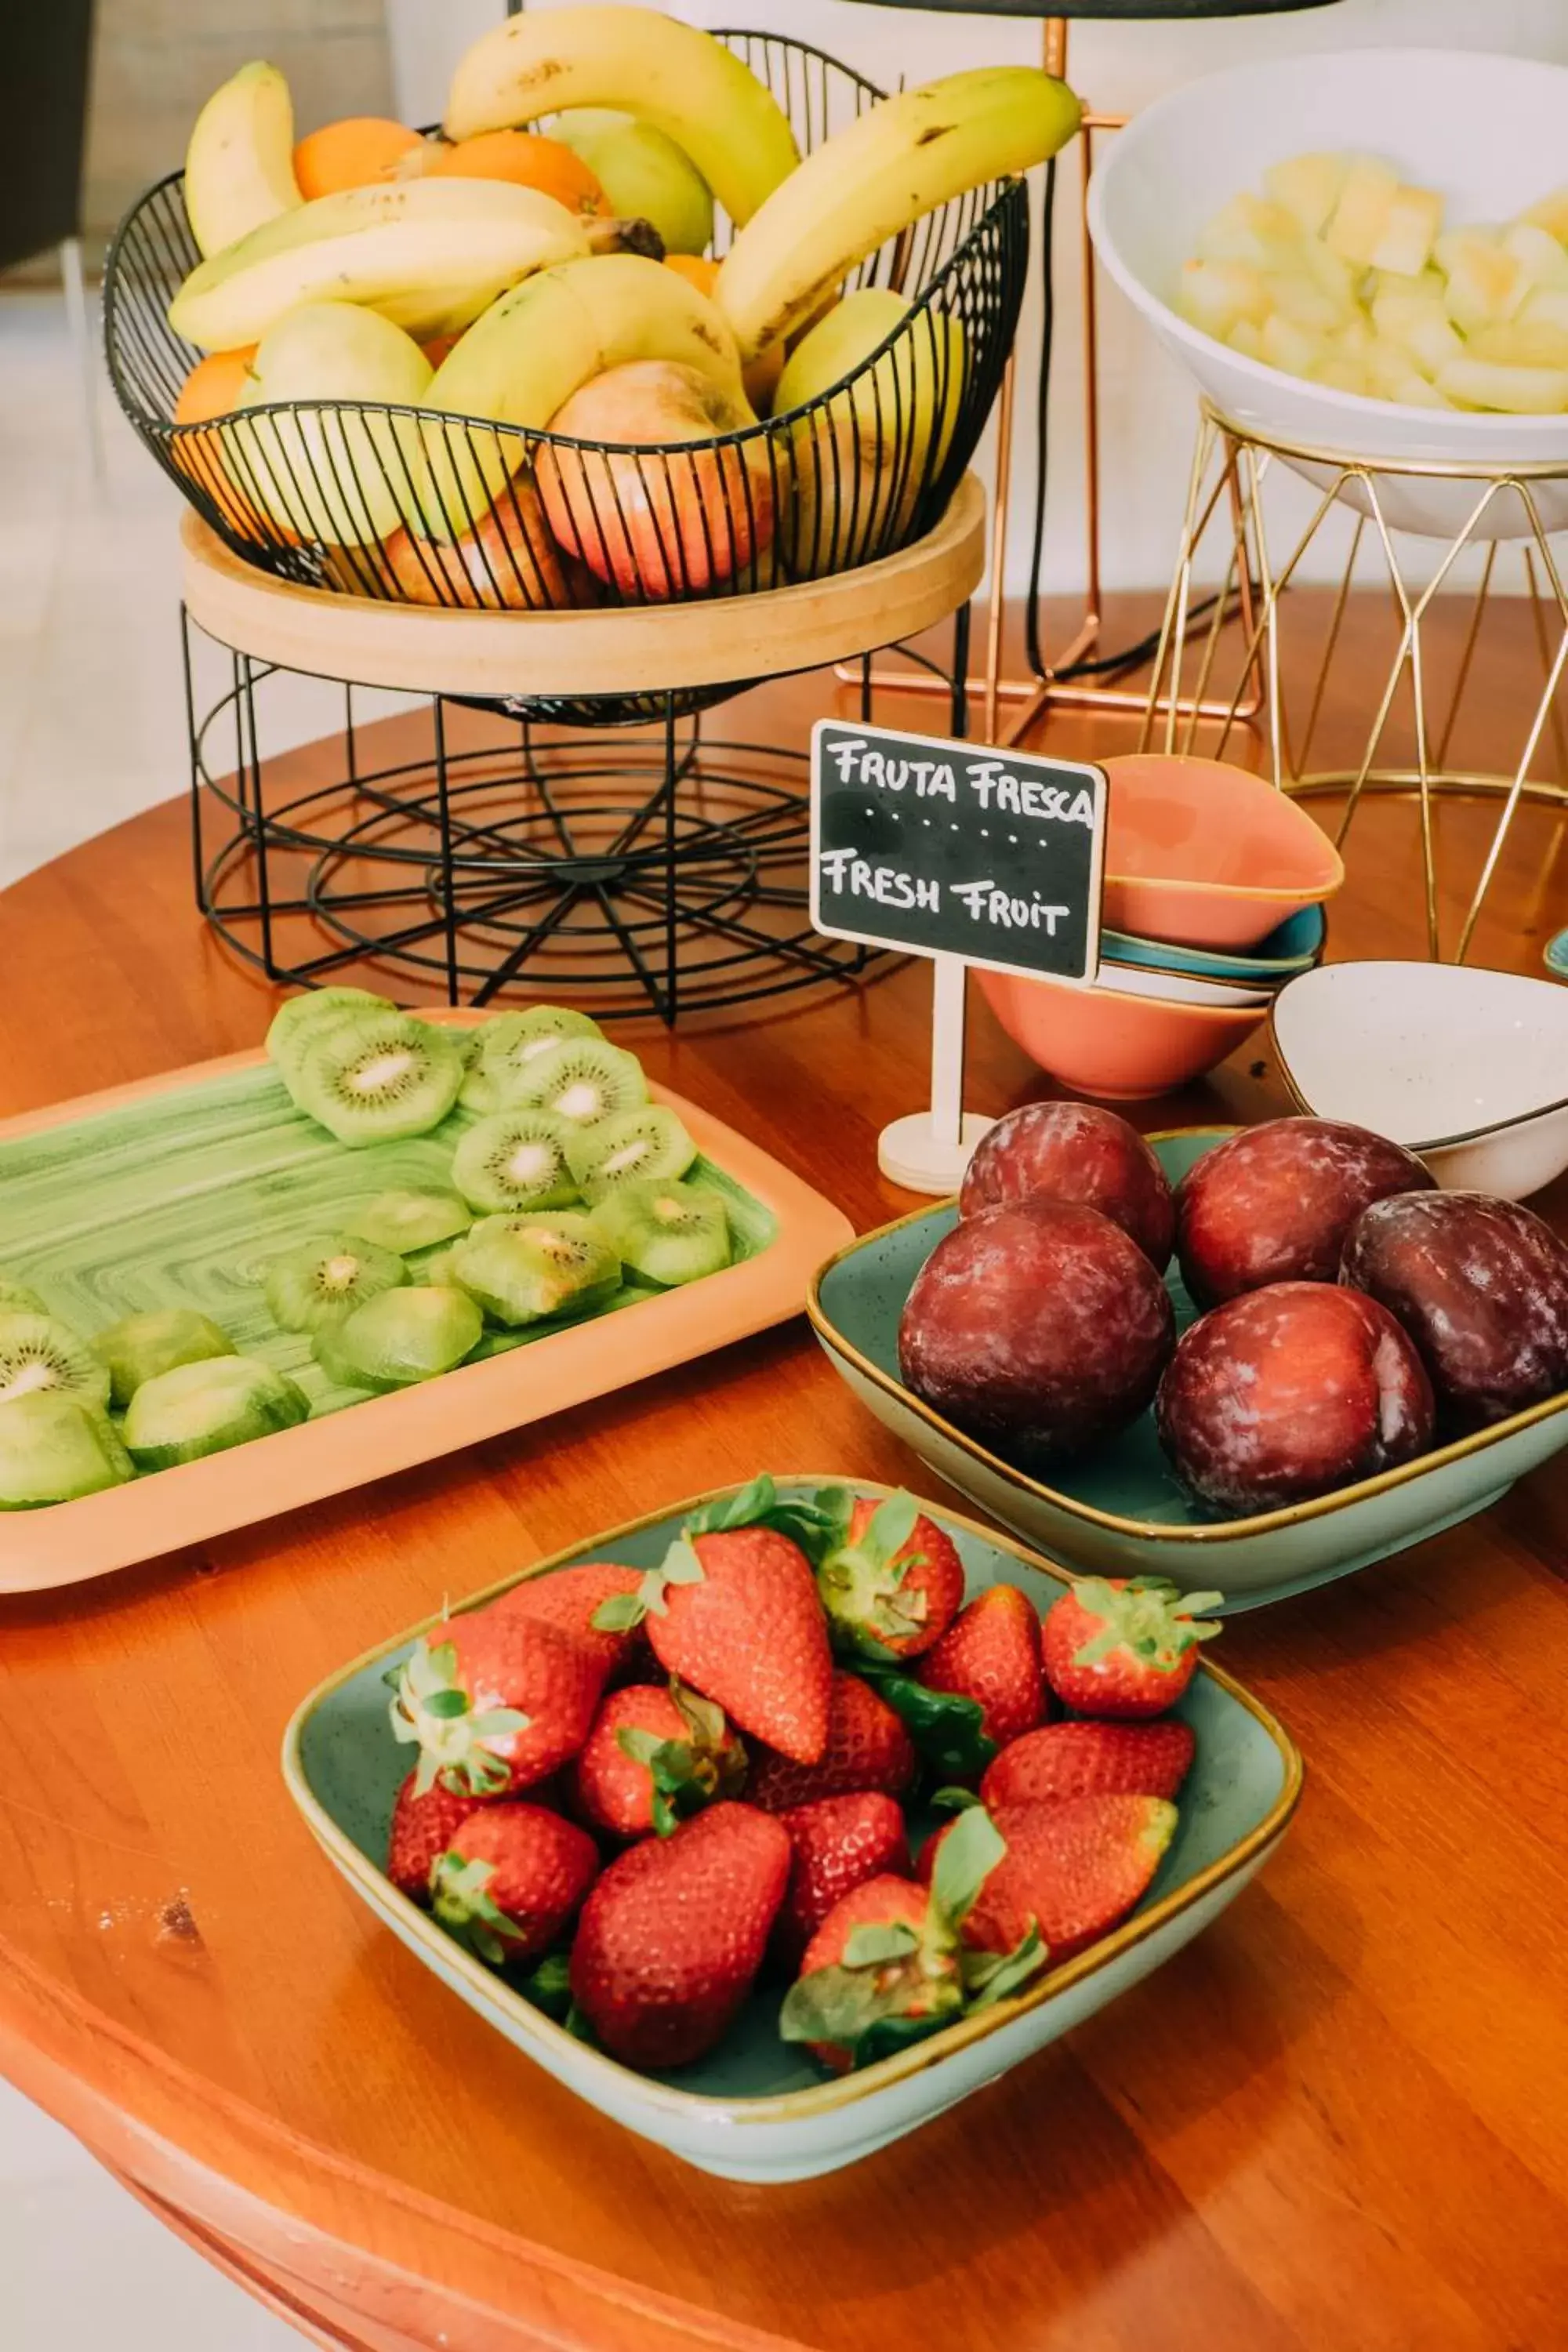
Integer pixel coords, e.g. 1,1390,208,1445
183,60,303,262
717,67,1083,362
445,6,798,229
168,180,591,352
416,252,750,533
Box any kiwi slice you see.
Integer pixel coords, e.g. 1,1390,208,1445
345,1189,472,1254
510,1037,648,1131
93,1307,234,1410
122,1356,310,1470
292,1013,463,1145
267,988,393,1081
313,1286,482,1390
0,1392,134,1508
264,1232,408,1334
0,1275,45,1316
566,1105,696,1201
451,1109,580,1214
0,1311,112,1414
449,1210,621,1327
477,1007,605,1105
458,1062,500,1116
591,1179,731,1287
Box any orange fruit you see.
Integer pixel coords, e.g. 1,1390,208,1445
172,347,298,543
663,256,783,415
293,118,422,200
173,347,255,426
419,335,460,370
430,130,610,218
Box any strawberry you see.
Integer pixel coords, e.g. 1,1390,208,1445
572,1681,746,1840
921,1795,1178,1963
594,1519,832,1764
568,1802,792,2068
430,1804,599,1968
1041,1577,1221,1719
390,1607,605,1799
772,1793,910,1973
386,1771,484,1905
916,1584,1046,1751
981,1718,1196,1809
495,1559,649,1682
746,1671,917,1813
814,1491,965,1661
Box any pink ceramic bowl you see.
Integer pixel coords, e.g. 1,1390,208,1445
1102,753,1344,951
975,967,1267,1100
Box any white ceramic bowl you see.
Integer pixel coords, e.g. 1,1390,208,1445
1272,959,1568,1199
1088,49,1568,539
1096,960,1270,1010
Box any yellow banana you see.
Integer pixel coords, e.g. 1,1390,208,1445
183,60,303,262
717,67,1082,362
415,252,750,534
168,180,590,352
445,6,798,228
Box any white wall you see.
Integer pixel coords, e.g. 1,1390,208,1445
387,0,1568,593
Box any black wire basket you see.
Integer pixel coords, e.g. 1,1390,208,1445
104,32,1028,625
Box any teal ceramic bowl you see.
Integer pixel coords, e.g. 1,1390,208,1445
808,1131,1568,1612
282,1477,1301,2185
1101,902,1325,982
1547,929,1568,981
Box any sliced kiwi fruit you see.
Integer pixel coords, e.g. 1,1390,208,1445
0,1275,45,1316
451,1109,580,1214
510,1037,648,1132
291,1012,463,1145
449,1210,621,1327
264,1232,407,1334
267,988,394,1081
590,1179,731,1287
122,1356,310,1470
313,1286,483,1390
566,1104,696,1201
0,1392,134,1508
477,1007,605,1105
0,1311,112,1414
92,1307,234,1411
458,1062,501,1116
344,1189,472,1255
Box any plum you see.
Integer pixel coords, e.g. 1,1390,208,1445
960,1101,1175,1270
1341,1189,1568,1432
1156,1281,1435,1515
898,1196,1175,1467
1176,1117,1434,1308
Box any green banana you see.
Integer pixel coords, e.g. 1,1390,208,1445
183,59,303,262
717,66,1083,362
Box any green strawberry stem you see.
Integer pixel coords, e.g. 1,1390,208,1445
856,1661,997,1780
1069,1578,1225,1671
389,1636,532,1798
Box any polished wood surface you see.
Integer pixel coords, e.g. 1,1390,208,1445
1,595,1566,2352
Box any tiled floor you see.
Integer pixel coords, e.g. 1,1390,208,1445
0,286,305,2344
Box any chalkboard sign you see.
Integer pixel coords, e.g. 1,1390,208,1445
809,720,1108,985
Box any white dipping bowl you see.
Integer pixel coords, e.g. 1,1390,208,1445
1272,960,1568,1200
1088,48,1568,539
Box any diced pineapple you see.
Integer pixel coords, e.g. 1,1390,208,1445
1436,354,1568,414
1226,319,1265,361
1523,187,1568,247
1196,193,1305,272
1370,264,1446,303
1307,353,1371,397
1366,338,1442,405
1267,271,1353,336
1440,230,1530,332
1265,152,1351,239
1259,311,1329,378
1521,286,1568,336
1368,183,1444,278
1300,237,1362,309
1468,318,1568,371
1370,285,1465,378
1501,220,1568,292
1177,259,1271,340
1325,160,1401,269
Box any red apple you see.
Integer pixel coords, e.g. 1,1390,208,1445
537,361,774,600
377,474,570,610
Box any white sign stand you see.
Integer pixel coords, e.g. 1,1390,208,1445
877,954,993,1194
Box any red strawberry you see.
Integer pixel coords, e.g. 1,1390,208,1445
916,1584,1046,1751
386,1772,483,1904
921,1795,1178,1963
568,1802,792,2068
1041,1577,1221,1719
815,1492,966,1661
572,1681,747,1840
747,1671,917,1813
772,1793,909,1972
981,1718,1196,1809
390,1608,605,1799
495,1560,650,1681
597,1523,832,1764
430,1805,599,1968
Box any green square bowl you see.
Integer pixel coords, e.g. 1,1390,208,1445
282,1477,1301,2185
808,1131,1568,1613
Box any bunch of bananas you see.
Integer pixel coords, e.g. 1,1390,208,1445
164,7,1080,596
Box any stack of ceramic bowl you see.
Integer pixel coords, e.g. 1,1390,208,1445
975,753,1344,1099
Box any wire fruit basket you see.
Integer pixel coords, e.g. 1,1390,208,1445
104,32,1028,630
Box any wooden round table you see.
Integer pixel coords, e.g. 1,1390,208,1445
1,620,1566,2351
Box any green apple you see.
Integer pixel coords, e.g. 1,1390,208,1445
553,110,714,257
239,299,432,544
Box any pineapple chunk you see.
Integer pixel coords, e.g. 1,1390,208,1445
1440,231,1530,332
1468,319,1568,371
1325,160,1401,269
1367,338,1442,405
1267,270,1354,336
1265,152,1351,239
1523,187,1568,248
1370,264,1446,303
1196,193,1305,272
1370,285,1465,377
1369,183,1444,279
1300,237,1362,308
1521,286,1568,336
1178,260,1270,339
1227,320,1265,361
1260,311,1330,378
1436,354,1568,415
1501,220,1568,292
1308,353,1371,397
